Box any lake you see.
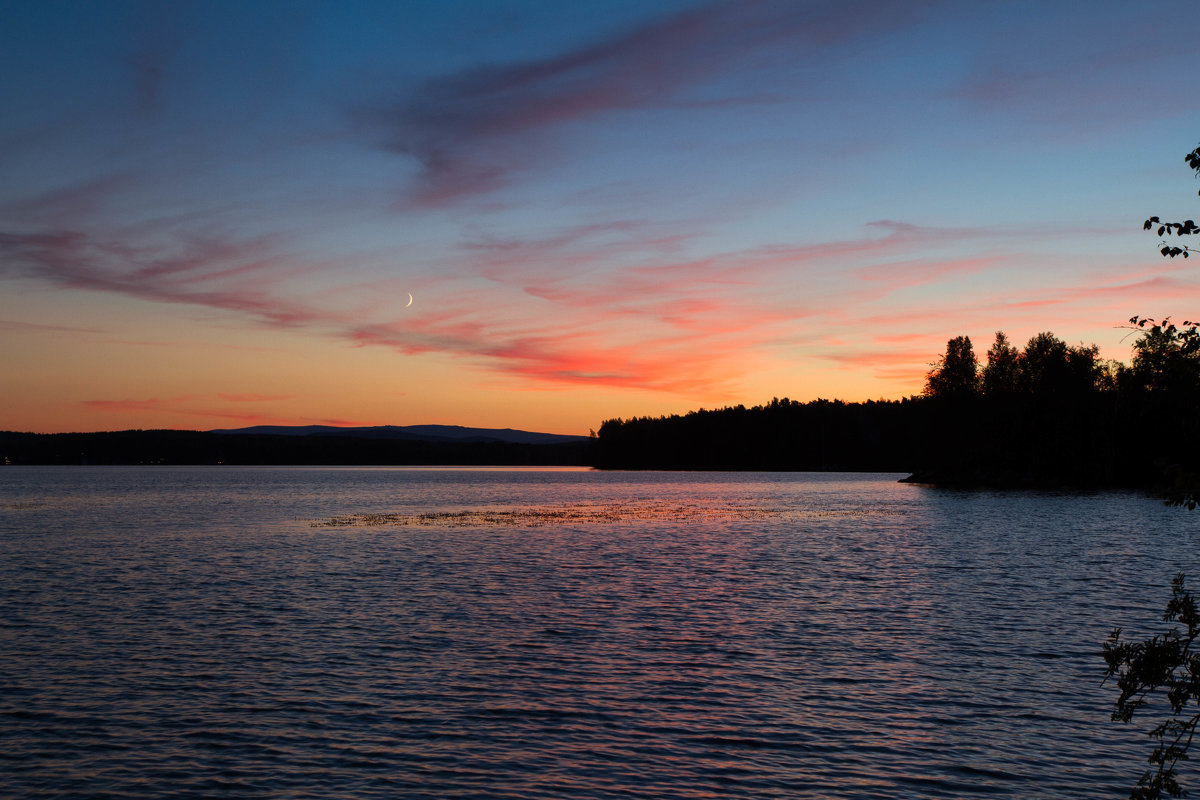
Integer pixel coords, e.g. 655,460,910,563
1,466,1195,798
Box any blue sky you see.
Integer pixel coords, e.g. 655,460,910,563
2,0,1198,432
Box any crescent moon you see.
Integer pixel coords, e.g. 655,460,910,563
405,292,413,308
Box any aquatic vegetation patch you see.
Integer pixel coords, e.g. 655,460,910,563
311,503,878,529
0,500,46,510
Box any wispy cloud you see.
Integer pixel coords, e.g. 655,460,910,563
947,8,1173,134
0,173,135,226
0,318,107,335
82,396,196,412
1000,275,1195,311
852,255,1001,287
814,347,934,386
6,203,1155,399
356,1,935,206
80,394,376,428
217,393,297,403
0,228,325,327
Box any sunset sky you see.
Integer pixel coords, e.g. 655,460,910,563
2,0,1199,434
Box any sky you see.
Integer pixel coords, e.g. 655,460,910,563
2,0,1199,435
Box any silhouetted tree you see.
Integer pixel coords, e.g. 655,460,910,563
1020,332,1072,393
982,331,1021,396
1120,317,1200,509
1066,342,1104,392
924,335,979,398
1127,317,1200,395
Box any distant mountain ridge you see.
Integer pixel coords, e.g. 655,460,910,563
208,424,587,446
0,426,590,465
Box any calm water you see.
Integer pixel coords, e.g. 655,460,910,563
1,467,1197,799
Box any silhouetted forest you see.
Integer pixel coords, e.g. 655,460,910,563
592,398,924,471
594,321,1200,494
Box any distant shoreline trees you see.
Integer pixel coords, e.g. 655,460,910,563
592,397,923,472
594,321,1199,495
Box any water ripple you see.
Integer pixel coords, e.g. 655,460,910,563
1,468,1193,798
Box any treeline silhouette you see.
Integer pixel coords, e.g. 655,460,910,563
0,429,589,466
592,398,925,471
594,321,1200,493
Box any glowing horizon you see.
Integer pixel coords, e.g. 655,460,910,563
3,1,1199,435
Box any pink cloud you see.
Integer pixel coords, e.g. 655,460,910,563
999,276,1195,311
467,219,684,285
873,332,939,345
818,349,934,385
822,350,933,367
347,314,766,397
477,219,993,327
9,208,1171,400
5,214,1011,401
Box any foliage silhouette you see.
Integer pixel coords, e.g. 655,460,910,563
1122,318,1200,510
982,331,1021,396
1127,317,1200,399
913,330,1123,487
924,335,979,398
1105,575,1200,799
1105,142,1200,800
1143,143,1200,258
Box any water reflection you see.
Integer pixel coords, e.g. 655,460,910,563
0,468,1192,798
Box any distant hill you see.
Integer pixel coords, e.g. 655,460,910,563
208,424,587,446
0,426,590,466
